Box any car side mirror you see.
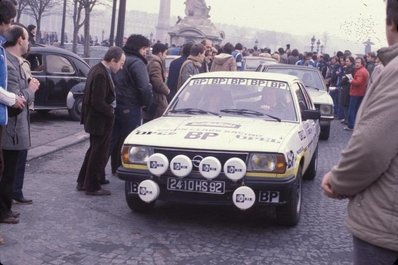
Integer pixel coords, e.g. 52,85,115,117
302,109,321,120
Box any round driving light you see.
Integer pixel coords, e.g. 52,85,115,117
147,153,169,176
232,186,256,210
223,157,246,181
138,180,160,203
199,156,221,180
170,155,192,178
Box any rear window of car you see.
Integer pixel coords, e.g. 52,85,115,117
46,55,75,75
266,68,325,91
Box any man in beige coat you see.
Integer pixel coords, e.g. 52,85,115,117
321,1,398,264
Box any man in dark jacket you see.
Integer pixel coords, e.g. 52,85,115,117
108,34,153,175
166,42,193,102
77,47,125,196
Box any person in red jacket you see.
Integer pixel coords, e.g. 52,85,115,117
345,57,369,130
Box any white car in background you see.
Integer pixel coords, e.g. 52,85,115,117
257,64,334,140
117,71,320,226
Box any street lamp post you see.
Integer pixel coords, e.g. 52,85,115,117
255,39,258,47
320,45,324,54
115,0,126,47
310,35,315,52
316,39,321,53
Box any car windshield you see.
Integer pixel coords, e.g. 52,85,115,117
168,77,297,122
266,68,325,91
244,57,276,71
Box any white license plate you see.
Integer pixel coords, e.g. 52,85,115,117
259,191,280,203
167,177,225,194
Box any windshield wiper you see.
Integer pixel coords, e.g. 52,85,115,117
305,85,320,91
170,108,220,116
220,108,282,122
220,108,281,122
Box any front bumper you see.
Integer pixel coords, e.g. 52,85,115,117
117,167,297,206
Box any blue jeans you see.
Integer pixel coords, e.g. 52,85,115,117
109,105,142,173
329,88,339,115
353,236,398,265
347,96,363,129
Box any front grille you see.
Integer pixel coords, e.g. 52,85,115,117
153,148,248,172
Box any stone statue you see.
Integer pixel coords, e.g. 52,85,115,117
185,0,210,18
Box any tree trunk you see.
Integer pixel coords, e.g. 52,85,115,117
83,5,90,57
115,0,126,47
109,0,117,46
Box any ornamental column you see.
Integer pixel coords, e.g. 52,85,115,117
155,0,171,44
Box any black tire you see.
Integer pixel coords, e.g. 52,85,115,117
276,166,302,226
303,146,318,180
68,96,83,121
125,181,155,212
320,124,330,140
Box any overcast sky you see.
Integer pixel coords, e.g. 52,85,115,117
126,0,387,50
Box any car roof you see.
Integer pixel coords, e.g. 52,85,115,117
262,63,319,72
190,71,299,83
30,45,86,61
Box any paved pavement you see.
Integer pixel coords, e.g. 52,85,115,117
28,110,89,161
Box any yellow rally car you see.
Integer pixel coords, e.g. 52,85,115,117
117,71,320,226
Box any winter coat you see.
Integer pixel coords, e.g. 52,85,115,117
340,65,354,107
330,42,398,252
349,66,369,97
2,51,35,150
144,55,170,120
210,53,237,72
113,49,152,110
166,55,187,101
80,62,115,136
177,55,203,90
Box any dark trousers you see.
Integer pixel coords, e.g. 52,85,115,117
0,127,3,177
353,236,398,265
77,124,113,192
12,149,28,200
0,150,19,219
109,105,142,174
347,96,364,129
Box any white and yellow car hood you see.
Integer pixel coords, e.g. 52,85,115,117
125,115,299,153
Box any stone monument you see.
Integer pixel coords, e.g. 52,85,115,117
169,0,223,46
155,0,171,44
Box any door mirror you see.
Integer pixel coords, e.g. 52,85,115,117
302,109,321,120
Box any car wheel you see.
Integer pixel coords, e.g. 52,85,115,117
320,124,330,140
68,96,83,121
276,166,302,226
125,181,155,212
303,146,318,180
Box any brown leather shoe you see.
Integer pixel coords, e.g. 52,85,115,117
9,211,20,218
76,184,85,191
85,189,111,196
0,216,19,224
13,197,33,204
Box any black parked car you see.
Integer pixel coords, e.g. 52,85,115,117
26,46,90,120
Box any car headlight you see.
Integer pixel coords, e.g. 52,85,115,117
248,153,286,173
319,104,333,115
122,145,153,164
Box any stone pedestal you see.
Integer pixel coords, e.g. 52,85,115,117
169,1,223,46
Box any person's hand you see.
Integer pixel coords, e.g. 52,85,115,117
28,78,40,93
321,171,341,199
12,95,26,109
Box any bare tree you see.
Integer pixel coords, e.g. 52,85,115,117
16,0,29,23
71,0,111,56
25,0,57,42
